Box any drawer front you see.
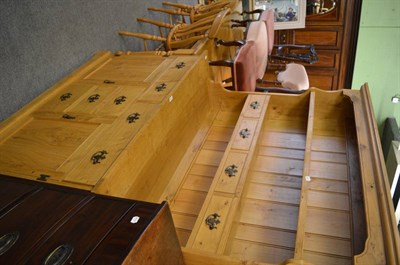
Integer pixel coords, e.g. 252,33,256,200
0,187,89,263
0,176,37,213
215,152,248,194
138,81,178,103
23,196,134,264
293,28,342,49
231,119,259,151
306,50,339,69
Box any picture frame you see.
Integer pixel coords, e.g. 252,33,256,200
247,0,306,30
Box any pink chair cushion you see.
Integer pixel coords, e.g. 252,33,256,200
234,41,257,92
277,63,310,91
259,9,274,54
245,21,269,79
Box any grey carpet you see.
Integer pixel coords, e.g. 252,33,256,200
0,0,197,122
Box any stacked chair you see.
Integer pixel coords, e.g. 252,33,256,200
118,1,234,51
209,8,313,93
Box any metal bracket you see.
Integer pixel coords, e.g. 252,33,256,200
250,101,260,110
37,174,50,181
205,213,221,230
175,62,185,69
114,96,127,105
91,150,108,164
88,94,100,103
127,112,141,123
225,164,238,177
62,114,76,120
155,83,167,92
239,128,251,139
59,93,72,101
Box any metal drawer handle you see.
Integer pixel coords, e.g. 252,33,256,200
155,83,167,92
44,244,74,265
239,128,251,139
0,231,19,255
91,150,108,164
88,94,100,103
59,93,72,101
127,112,141,123
176,62,185,69
225,164,238,177
103,80,115,84
250,101,260,110
62,114,76,120
205,213,221,230
37,174,50,182
114,96,127,105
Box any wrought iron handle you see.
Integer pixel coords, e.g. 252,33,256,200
155,83,167,92
205,213,221,230
126,112,140,123
37,174,50,182
62,114,76,120
250,101,260,110
0,231,19,255
225,164,238,177
87,94,100,103
239,128,251,139
91,150,108,164
176,62,185,69
44,244,74,265
114,96,127,105
59,93,72,101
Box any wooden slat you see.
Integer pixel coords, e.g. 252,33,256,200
172,190,207,215
304,207,351,238
253,156,304,176
249,172,302,189
303,233,352,257
307,190,349,211
259,131,306,150
303,251,352,265
183,175,214,192
245,183,301,205
309,161,348,181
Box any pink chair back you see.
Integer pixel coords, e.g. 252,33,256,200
259,9,274,54
233,41,257,92
245,21,269,79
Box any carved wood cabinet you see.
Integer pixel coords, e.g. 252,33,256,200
274,0,362,90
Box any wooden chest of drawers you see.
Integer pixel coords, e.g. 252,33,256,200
0,175,183,265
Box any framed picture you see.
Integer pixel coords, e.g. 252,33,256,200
249,0,306,30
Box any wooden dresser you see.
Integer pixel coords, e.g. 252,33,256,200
274,0,362,90
0,175,183,265
0,48,399,265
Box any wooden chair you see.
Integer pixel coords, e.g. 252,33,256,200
147,0,236,25
232,9,318,64
119,9,230,51
209,21,309,93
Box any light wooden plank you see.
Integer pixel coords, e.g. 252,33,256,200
310,151,347,163
249,172,302,189
172,212,198,231
311,136,346,153
206,126,234,142
259,131,306,150
303,251,352,265
183,174,214,192
228,240,294,264
307,190,350,211
245,183,301,205
304,233,352,257
188,164,218,178
233,223,296,248
309,161,348,181
176,228,191,247
195,149,224,166
253,156,304,176
258,146,305,160
172,189,207,215
239,199,299,231
262,119,308,133
202,140,229,151
305,207,351,238
308,178,349,194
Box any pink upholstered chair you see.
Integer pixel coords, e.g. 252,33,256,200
212,20,309,93
232,8,318,64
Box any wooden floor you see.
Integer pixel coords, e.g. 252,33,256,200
171,92,364,264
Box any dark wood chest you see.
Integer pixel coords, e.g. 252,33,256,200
0,175,183,265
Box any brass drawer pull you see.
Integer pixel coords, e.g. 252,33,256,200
225,164,238,177
155,83,167,92
37,174,50,182
176,62,185,69
59,93,72,101
103,80,115,84
44,244,74,265
250,101,260,109
127,112,140,123
205,213,221,230
239,128,250,139
91,150,108,164
62,114,76,120
88,94,100,103
114,96,127,105
0,231,19,255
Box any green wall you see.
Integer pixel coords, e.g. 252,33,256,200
352,0,400,134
